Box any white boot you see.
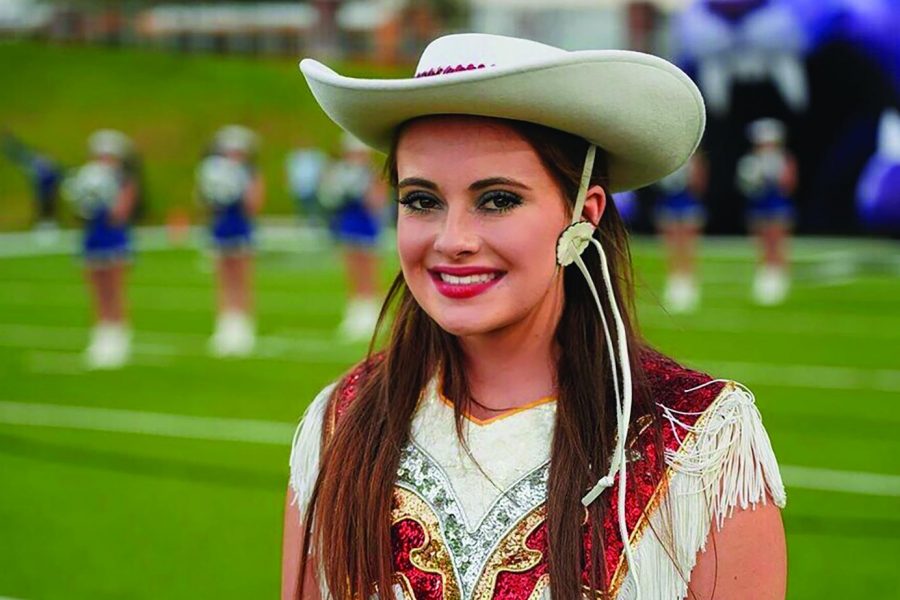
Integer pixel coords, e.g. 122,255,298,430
338,297,380,342
229,312,255,357
85,322,131,370
753,265,790,306
210,311,255,357
664,274,700,314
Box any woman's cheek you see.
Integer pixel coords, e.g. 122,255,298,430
396,220,432,276
493,215,560,274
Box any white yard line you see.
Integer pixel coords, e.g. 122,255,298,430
0,400,897,497
1,323,898,392
639,306,900,339
0,401,295,445
690,359,900,394
0,323,360,365
780,465,900,497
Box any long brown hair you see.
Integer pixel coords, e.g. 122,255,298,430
298,117,660,599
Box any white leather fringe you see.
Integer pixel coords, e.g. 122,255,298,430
616,381,786,600
289,383,335,520
289,383,336,599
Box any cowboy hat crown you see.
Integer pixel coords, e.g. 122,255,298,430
300,33,705,192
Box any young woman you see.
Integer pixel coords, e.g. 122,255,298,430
736,118,797,306
197,125,265,357
66,129,138,369
284,34,787,600
653,153,708,314
318,133,388,341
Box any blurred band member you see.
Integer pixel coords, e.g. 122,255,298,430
1,131,63,244
654,153,708,313
319,133,387,341
736,118,797,305
286,145,328,224
197,125,264,356
64,129,138,369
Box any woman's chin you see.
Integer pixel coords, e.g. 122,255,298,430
430,309,511,338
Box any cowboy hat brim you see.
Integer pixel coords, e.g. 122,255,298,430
300,50,705,192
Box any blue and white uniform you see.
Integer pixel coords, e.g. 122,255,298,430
286,148,328,219
197,155,256,252
654,163,705,226
319,160,381,247
736,150,794,226
66,161,132,262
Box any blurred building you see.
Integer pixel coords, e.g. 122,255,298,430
0,0,52,34
469,0,687,52
0,0,688,59
0,0,450,61
136,3,318,54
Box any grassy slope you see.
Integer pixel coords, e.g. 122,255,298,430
0,237,898,598
0,41,405,229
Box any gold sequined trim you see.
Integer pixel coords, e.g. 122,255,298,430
321,385,340,448
471,504,547,600
528,574,550,600
391,573,417,600
391,487,463,600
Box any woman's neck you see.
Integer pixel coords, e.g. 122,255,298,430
458,291,561,416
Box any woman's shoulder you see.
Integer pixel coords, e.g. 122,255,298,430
639,347,727,416
637,349,783,485
616,349,786,599
288,353,384,512
324,352,385,434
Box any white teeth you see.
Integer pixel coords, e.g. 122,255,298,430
439,272,497,285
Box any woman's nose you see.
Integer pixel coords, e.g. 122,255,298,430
433,206,480,258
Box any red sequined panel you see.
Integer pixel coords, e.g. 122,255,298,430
583,349,726,591
324,353,386,441
392,519,445,600
492,522,550,599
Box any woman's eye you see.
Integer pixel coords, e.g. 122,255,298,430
398,191,441,212
479,190,522,213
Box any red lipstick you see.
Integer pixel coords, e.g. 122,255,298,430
428,266,505,299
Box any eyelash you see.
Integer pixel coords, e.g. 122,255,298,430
398,191,440,213
398,190,523,214
479,190,522,213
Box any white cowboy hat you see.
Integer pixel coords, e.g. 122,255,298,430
340,131,370,155
300,33,705,192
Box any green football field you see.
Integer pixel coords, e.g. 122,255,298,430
0,229,897,599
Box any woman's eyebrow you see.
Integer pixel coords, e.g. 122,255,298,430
397,177,438,190
397,176,531,191
469,177,531,191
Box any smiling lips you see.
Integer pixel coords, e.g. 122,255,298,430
429,266,505,299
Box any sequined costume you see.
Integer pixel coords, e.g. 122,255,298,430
289,351,786,599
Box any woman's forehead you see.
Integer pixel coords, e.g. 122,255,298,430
396,116,543,177
400,115,524,147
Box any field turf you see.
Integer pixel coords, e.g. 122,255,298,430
0,230,897,599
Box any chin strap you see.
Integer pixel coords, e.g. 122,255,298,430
556,144,639,598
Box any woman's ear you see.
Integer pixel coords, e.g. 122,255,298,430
582,185,606,226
